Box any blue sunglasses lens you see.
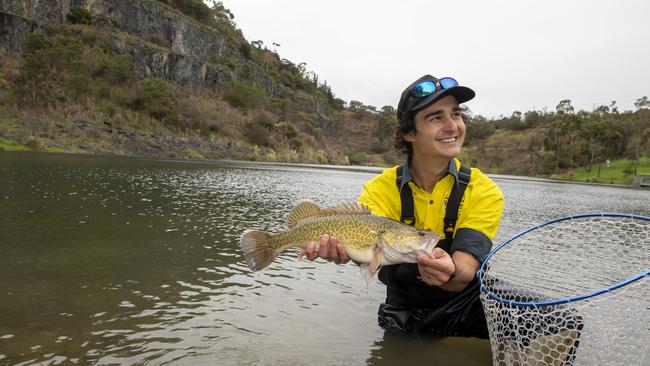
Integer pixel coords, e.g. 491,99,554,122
439,77,458,89
411,81,437,97
411,78,460,98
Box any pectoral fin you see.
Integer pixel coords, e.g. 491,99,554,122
359,241,383,281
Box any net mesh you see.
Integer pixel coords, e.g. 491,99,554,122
479,214,650,366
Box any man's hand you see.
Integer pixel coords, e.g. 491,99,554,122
417,247,456,286
304,234,350,264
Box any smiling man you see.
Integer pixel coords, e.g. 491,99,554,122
305,74,504,337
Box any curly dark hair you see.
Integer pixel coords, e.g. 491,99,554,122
394,105,471,156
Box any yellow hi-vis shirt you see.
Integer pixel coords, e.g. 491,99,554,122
358,158,504,261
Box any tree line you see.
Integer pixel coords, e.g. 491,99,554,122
463,98,650,176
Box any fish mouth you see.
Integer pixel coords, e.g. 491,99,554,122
418,236,439,256
394,238,436,264
386,234,441,264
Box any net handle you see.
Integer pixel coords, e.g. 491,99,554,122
478,212,650,308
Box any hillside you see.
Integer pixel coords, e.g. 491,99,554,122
0,0,648,184
0,0,401,165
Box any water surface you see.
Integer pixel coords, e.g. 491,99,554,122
0,152,648,365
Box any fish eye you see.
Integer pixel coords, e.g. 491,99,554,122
417,231,426,237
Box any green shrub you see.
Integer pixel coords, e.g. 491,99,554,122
268,69,280,81
302,119,322,139
277,70,296,88
289,137,303,149
371,137,387,154
221,80,267,110
109,86,136,105
171,0,211,23
211,55,237,69
255,113,274,129
68,73,92,101
280,123,298,139
239,42,252,60
25,134,46,150
331,98,346,111
244,120,271,146
94,55,135,85
23,32,51,53
66,7,93,25
348,151,369,165
17,33,52,104
131,78,178,123
270,97,292,115
238,63,253,80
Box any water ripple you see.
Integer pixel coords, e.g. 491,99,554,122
0,153,648,365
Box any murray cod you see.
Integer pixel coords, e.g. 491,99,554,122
240,201,441,278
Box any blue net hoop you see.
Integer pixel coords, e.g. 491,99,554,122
478,212,650,365
479,212,650,307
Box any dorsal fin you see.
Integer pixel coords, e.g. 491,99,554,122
287,201,372,228
287,201,322,229
322,202,371,216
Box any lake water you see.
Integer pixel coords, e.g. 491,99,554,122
0,152,648,365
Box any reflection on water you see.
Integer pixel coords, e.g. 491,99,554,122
0,152,648,365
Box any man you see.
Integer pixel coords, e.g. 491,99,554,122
305,74,504,338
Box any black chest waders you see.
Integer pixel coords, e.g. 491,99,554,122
377,164,489,338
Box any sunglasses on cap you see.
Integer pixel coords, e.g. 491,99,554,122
410,77,459,98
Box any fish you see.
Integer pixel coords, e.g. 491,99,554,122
239,201,441,279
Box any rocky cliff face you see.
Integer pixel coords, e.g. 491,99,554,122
0,12,48,51
0,0,286,97
88,0,236,61
0,0,80,23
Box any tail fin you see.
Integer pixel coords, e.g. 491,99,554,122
240,229,275,271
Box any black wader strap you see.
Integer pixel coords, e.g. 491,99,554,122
443,165,471,236
396,165,415,226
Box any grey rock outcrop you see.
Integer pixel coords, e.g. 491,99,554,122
0,12,49,52
0,0,285,96
86,0,239,61
0,0,81,23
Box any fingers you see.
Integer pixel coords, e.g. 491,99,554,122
418,266,452,286
303,234,349,264
417,252,454,272
416,252,435,267
304,241,319,261
337,242,350,264
327,235,350,264
417,250,455,286
319,234,331,259
431,247,447,259
328,235,338,260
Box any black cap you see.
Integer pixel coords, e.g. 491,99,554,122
397,74,475,123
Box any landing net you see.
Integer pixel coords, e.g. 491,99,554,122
478,213,650,365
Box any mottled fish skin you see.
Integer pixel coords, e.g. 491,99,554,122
269,215,387,252
240,201,440,274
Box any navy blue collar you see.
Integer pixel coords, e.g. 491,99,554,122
398,158,459,192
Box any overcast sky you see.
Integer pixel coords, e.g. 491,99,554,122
219,0,649,118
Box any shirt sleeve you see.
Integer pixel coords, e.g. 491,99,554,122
450,228,493,263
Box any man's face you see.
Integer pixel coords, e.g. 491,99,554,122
404,95,466,161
